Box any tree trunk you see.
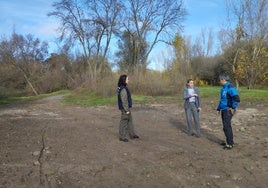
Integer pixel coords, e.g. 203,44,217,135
24,74,38,96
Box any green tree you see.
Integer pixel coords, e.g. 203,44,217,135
169,34,191,85
221,0,268,88
116,30,148,73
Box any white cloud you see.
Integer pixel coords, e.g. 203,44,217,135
36,22,59,36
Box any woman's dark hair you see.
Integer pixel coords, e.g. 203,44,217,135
118,74,127,87
186,79,193,87
187,79,193,84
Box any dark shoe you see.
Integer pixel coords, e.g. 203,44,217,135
223,144,233,150
119,138,129,142
132,135,139,139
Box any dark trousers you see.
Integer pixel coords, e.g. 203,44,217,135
221,110,234,145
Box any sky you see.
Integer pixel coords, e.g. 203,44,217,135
0,0,226,69
0,0,60,49
184,0,226,36
151,0,226,69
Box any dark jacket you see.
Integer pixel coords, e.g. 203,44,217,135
217,82,240,111
183,86,201,109
117,86,132,112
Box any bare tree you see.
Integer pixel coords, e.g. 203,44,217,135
0,33,48,95
191,28,214,58
120,0,187,73
48,0,123,81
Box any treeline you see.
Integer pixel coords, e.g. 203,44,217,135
0,0,267,97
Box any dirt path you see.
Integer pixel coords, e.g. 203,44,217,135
0,96,267,188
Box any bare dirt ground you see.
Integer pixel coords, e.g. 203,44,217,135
0,95,267,188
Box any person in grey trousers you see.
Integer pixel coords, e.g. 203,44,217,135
183,79,202,137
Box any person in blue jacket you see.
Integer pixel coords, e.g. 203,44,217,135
217,74,240,149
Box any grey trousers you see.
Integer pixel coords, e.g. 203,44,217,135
185,103,200,136
119,111,135,139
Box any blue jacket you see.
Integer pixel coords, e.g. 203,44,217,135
217,82,240,111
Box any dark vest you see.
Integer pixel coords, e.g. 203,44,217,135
117,86,132,110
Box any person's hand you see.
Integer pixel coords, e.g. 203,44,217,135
230,109,235,115
198,107,201,112
126,111,130,114
192,94,198,97
217,110,220,115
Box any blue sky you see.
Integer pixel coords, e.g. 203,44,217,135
150,0,226,69
0,0,59,48
0,0,226,68
184,0,225,36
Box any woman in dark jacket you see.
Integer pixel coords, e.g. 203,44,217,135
183,79,202,137
117,74,139,142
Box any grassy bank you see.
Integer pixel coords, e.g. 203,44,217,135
0,90,70,106
1,87,267,106
58,87,268,106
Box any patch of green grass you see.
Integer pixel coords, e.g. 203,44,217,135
199,86,221,98
0,97,23,105
126,94,178,103
62,88,116,106
1,87,267,106
0,95,46,106
61,89,179,106
0,90,70,106
132,95,154,102
44,87,268,106
239,87,268,100
199,86,268,102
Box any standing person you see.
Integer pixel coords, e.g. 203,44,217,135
217,74,240,150
117,74,139,142
183,79,202,137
